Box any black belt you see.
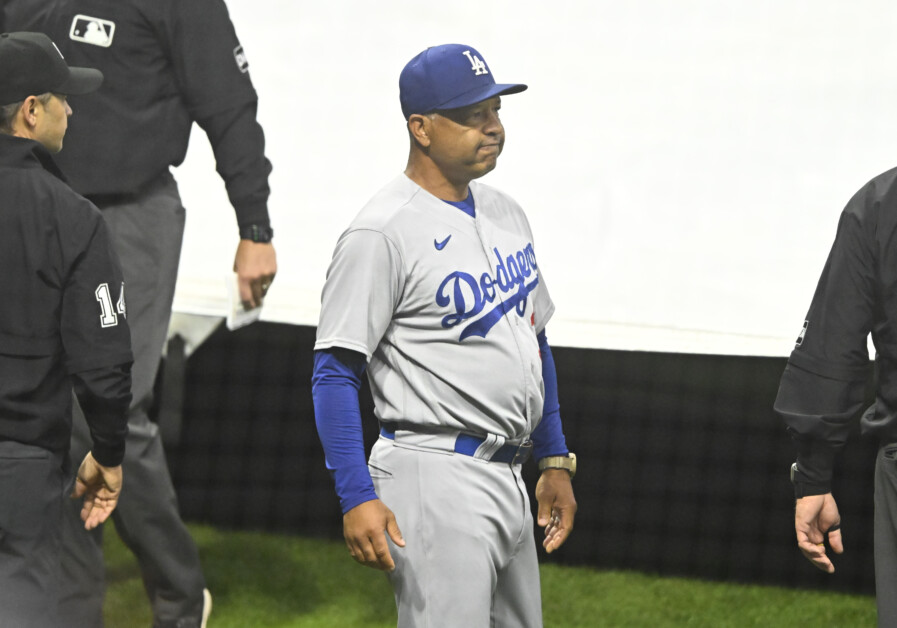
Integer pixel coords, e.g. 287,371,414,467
85,192,140,208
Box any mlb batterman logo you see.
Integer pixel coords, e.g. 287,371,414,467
70,15,115,47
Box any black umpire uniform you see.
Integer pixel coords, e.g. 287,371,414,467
1,2,273,627
775,166,897,627
0,32,132,627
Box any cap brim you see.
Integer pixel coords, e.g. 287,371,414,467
433,83,528,113
56,67,104,96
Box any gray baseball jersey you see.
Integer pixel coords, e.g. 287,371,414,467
315,174,555,442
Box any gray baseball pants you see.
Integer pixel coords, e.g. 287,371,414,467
59,173,206,628
369,432,543,627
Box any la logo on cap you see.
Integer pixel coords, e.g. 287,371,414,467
462,50,488,76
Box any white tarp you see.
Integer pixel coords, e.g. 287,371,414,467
171,1,897,356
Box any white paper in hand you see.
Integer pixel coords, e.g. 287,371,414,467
226,272,262,330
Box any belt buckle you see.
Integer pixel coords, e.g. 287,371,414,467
512,440,533,465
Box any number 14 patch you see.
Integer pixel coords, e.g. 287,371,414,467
96,282,126,327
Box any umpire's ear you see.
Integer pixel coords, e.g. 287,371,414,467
24,96,40,124
406,113,433,148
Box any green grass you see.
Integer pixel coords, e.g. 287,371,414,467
104,523,875,627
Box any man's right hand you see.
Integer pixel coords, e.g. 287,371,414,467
343,499,405,571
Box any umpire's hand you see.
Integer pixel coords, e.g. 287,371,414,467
794,492,843,573
343,498,405,571
71,452,123,530
234,239,277,309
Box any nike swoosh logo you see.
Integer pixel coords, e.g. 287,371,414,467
434,235,452,250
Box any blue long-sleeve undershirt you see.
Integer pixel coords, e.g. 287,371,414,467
531,331,569,461
311,348,375,514
312,330,569,514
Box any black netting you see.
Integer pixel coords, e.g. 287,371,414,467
168,323,877,594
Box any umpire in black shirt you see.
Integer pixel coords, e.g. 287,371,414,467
774,166,897,627
0,31,132,628
2,3,277,624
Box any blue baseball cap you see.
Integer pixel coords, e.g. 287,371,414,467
399,44,527,120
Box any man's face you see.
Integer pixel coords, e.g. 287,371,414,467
427,96,505,183
34,94,71,153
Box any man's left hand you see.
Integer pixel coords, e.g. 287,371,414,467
795,492,842,573
234,240,277,309
71,452,123,530
535,468,577,553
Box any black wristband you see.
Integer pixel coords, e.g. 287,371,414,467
239,224,274,243
791,462,831,498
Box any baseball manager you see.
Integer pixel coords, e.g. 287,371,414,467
313,43,578,627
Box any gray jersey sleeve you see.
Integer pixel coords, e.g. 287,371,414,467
315,228,406,360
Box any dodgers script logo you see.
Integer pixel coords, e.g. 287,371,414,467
436,244,539,341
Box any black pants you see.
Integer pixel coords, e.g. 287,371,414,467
875,443,897,627
60,174,206,628
0,441,66,628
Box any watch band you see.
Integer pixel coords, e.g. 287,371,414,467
239,224,274,243
538,453,576,478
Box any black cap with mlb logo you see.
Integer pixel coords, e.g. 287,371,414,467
0,31,103,106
